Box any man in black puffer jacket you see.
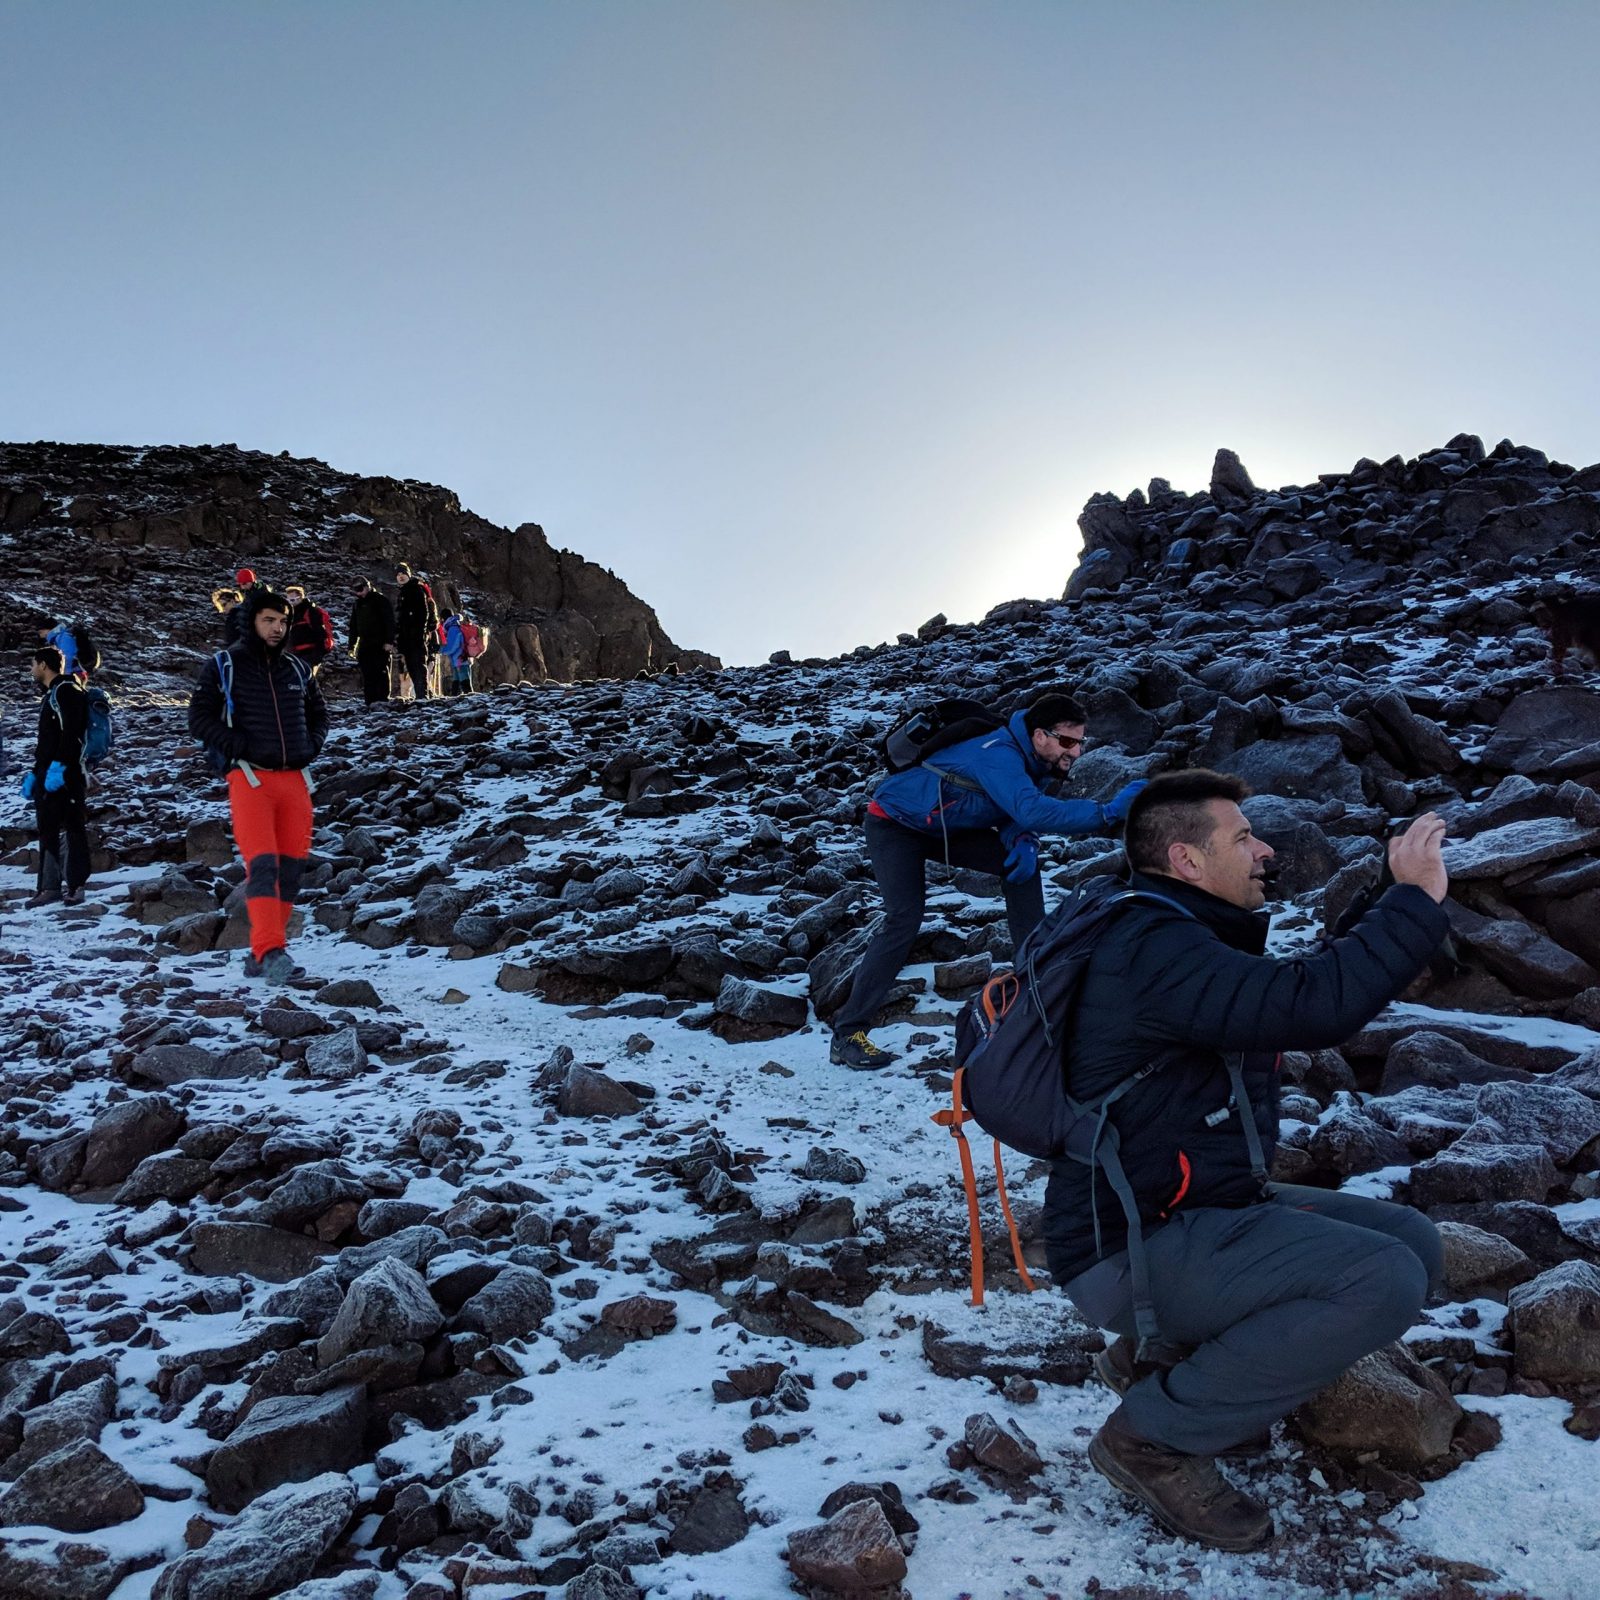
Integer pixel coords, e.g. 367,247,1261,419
188,589,328,983
1045,769,1449,1552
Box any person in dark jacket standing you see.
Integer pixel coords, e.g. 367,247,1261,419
394,564,439,700
1045,769,1449,1552
348,579,396,704
830,691,1145,1068
224,569,268,647
284,585,335,674
22,646,91,907
187,589,328,983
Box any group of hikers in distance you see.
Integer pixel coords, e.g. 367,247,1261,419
18,569,1471,1554
210,563,490,702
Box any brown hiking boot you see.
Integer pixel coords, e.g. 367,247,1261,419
1089,1404,1272,1552
1094,1338,1271,1457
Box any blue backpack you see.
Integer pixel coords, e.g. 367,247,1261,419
47,682,114,771
938,877,1266,1359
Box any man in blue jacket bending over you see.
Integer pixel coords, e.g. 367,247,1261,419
830,690,1144,1068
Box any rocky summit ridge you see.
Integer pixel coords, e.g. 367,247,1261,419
0,440,719,685
0,433,1598,1599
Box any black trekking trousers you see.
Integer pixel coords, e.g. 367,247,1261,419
36,780,90,893
832,812,1045,1037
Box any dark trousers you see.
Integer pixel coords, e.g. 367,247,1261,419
36,782,90,893
399,641,430,698
1063,1184,1441,1455
832,813,1045,1037
356,647,390,704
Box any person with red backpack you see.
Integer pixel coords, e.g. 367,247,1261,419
284,585,335,673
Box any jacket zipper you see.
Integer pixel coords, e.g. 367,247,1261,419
269,664,287,766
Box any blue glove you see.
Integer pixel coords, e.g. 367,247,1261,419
1003,835,1039,882
20,772,37,800
44,762,67,794
1101,780,1148,826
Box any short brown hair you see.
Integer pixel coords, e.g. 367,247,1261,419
1124,769,1251,874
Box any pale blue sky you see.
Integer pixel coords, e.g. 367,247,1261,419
4,1,1598,663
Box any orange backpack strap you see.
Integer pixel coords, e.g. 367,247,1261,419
931,1066,986,1306
992,1138,1037,1293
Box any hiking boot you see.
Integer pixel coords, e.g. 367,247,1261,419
25,890,62,909
829,1030,899,1069
261,948,305,985
242,953,265,978
1089,1405,1272,1552
60,887,85,907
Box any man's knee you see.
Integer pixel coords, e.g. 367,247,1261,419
1395,1209,1444,1296
1343,1238,1429,1345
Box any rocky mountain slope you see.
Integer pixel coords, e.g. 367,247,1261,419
0,442,718,687
1,434,1599,1600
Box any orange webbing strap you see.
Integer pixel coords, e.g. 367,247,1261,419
992,1138,1037,1292
931,1065,987,1306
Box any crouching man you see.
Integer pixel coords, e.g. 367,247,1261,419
1046,769,1449,1550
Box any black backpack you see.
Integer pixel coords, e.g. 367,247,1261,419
880,698,1004,774
73,622,101,673
937,876,1266,1359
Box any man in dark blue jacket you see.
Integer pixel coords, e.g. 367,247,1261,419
188,589,328,983
1047,769,1449,1551
830,691,1144,1068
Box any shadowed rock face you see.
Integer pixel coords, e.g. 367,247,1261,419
0,440,719,686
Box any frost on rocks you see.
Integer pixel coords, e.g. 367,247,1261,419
3,434,1600,1600
150,1472,358,1600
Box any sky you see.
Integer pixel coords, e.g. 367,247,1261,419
3,1,1599,665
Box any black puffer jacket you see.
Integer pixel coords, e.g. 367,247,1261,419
1042,870,1447,1283
349,591,395,654
188,630,328,772
35,676,88,779
396,578,438,650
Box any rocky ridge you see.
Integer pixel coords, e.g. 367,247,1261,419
0,441,719,690
0,434,1597,1599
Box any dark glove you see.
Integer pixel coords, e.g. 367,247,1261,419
1003,835,1039,882
44,762,67,794
1100,780,1148,825
20,772,37,800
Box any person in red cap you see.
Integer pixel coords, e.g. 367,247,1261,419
226,570,268,646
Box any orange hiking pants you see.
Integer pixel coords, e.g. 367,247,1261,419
227,768,314,961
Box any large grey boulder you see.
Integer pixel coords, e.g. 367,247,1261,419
1468,1080,1600,1165
785,1496,909,1591
1219,735,1365,807
1509,1261,1600,1383
455,1265,554,1343
558,1064,643,1119
0,1439,145,1532
317,1257,442,1368
76,1095,186,1189
152,1472,357,1600
205,1386,367,1512
1409,1141,1557,1208
303,1028,368,1083
1295,1342,1461,1466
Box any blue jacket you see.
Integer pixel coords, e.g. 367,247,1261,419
870,710,1108,850
441,615,467,667
45,624,79,676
